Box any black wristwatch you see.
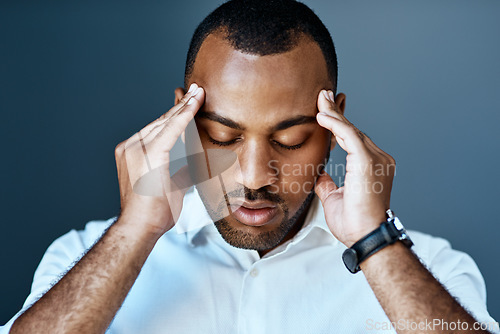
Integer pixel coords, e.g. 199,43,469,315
342,209,413,274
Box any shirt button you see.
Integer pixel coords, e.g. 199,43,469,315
250,268,259,277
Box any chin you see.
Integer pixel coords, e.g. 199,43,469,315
213,216,292,251
212,191,315,251
197,183,316,250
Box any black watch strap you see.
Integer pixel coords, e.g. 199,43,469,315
342,217,413,274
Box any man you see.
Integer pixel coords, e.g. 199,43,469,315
2,0,498,333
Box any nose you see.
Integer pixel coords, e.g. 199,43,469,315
234,141,278,190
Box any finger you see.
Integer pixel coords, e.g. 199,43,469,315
363,133,393,160
316,112,367,154
140,85,204,148
126,86,205,190
317,89,345,122
357,131,395,167
160,83,200,121
318,93,385,159
314,171,340,204
152,86,205,152
136,83,201,143
169,85,204,119
362,134,386,158
140,83,201,140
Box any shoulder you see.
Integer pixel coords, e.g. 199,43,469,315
407,229,457,264
47,216,117,255
78,216,117,247
406,230,500,326
406,230,491,312
32,217,118,284
406,230,479,280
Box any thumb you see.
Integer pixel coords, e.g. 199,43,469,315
162,165,193,225
314,171,339,204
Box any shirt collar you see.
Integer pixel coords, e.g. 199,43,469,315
174,186,213,243
174,186,338,247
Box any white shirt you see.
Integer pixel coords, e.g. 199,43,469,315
1,187,498,333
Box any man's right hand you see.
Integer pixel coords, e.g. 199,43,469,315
114,83,205,239
10,87,205,334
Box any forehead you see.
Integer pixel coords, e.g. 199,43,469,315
190,33,332,124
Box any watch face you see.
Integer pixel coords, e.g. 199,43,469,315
393,217,404,231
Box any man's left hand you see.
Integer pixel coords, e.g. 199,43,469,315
315,90,396,247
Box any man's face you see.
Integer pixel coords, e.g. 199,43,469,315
186,33,334,252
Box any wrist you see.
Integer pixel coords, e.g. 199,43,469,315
113,213,168,247
343,223,381,248
342,212,386,248
359,241,410,272
342,210,413,274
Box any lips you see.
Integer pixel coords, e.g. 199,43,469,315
230,201,279,227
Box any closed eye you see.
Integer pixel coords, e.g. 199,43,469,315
208,136,304,150
207,137,240,147
272,140,304,150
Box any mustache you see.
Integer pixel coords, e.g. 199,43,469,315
224,186,284,204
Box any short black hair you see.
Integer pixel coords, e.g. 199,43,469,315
184,0,338,93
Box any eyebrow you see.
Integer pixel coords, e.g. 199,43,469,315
196,111,317,131
196,111,243,130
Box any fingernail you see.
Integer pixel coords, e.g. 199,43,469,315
192,87,202,97
322,90,330,101
328,91,335,103
187,87,202,105
188,83,197,93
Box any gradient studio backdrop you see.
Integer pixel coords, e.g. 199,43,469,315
1,0,499,324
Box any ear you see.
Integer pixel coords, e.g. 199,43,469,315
330,92,346,150
334,92,346,116
174,87,186,105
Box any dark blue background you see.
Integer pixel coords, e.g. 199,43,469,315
1,0,499,324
